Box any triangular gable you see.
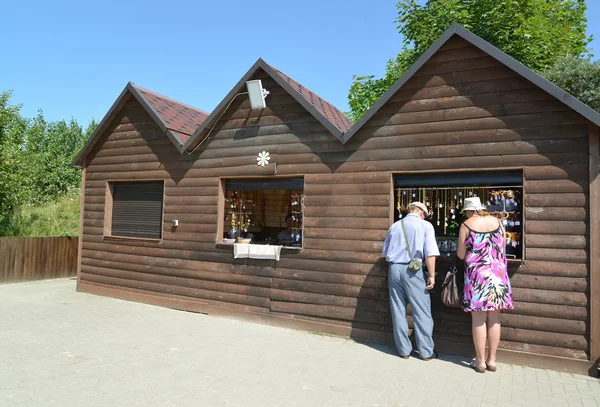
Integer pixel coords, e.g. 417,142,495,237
181,58,351,153
72,83,208,166
342,23,600,144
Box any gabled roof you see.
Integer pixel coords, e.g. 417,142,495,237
72,83,208,166
130,84,209,144
269,66,353,133
182,58,351,152
342,23,600,143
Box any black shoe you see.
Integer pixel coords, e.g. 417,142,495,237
421,350,438,361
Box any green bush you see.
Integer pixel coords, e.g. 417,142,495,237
0,191,81,237
541,55,600,112
1,90,95,236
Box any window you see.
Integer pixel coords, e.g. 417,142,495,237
105,181,164,239
394,171,523,259
221,178,304,247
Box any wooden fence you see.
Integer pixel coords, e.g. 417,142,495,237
0,237,78,283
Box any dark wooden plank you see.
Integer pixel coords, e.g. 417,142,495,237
304,183,391,196
525,221,587,235
272,268,386,289
303,217,389,230
369,100,570,128
524,248,588,264
507,302,588,321
526,193,587,208
305,172,391,185
333,153,588,174
510,274,587,293
512,287,587,307
589,123,600,359
304,194,390,207
81,265,270,298
387,74,539,103
80,272,271,309
525,180,587,194
82,257,270,287
270,301,391,325
526,234,587,250
303,238,383,253
303,227,388,241
525,207,587,221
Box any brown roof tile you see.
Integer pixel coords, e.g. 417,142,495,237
268,65,353,133
131,84,209,144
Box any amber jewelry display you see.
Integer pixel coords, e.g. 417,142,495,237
395,186,522,258
226,191,254,237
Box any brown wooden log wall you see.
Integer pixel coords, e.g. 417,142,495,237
343,36,591,361
78,37,593,368
0,237,78,282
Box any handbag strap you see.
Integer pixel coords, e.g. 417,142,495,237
400,220,413,259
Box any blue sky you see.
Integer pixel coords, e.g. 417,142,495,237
2,0,599,127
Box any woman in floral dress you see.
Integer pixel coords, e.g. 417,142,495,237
457,197,514,373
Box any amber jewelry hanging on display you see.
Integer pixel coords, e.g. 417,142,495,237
290,193,304,245
443,188,448,235
226,194,254,237
397,189,409,215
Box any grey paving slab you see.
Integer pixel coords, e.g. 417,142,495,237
0,278,598,407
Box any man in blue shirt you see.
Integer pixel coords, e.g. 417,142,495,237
382,201,440,360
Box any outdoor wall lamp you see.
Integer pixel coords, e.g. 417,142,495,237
246,79,269,110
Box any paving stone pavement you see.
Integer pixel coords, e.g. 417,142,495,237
1,279,599,407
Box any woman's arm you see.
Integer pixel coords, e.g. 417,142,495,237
457,224,468,260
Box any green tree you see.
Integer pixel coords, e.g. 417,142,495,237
0,91,30,213
0,90,97,236
541,55,600,112
25,117,92,200
348,0,591,121
1,90,96,219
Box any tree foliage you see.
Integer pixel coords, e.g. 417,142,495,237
348,0,591,122
541,54,600,112
0,90,96,234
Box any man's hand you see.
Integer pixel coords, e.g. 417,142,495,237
425,276,435,291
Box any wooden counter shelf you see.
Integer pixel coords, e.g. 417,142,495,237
215,242,302,253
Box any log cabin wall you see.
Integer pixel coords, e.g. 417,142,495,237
344,35,591,366
78,38,594,373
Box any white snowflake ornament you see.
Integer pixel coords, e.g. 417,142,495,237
257,151,270,166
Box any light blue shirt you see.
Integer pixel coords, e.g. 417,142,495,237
382,214,440,264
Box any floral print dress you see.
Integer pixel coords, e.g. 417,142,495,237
462,223,514,312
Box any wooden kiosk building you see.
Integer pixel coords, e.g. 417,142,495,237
73,24,600,374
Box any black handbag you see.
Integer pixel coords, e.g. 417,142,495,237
441,260,462,308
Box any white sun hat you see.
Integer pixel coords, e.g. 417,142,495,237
461,197,486,212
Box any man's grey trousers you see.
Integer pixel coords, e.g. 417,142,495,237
388,263,435,359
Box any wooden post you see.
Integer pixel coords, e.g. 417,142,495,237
589,123,600,360
103,181,114,237
77,159,86,285
216,178,225,243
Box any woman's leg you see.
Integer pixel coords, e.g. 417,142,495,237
486,310,501,366
471,311,487,368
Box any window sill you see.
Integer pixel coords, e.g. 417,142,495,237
103,235,162,243
215,242,302,252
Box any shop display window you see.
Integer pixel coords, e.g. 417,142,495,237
221,178,304,247
394,171,523,259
